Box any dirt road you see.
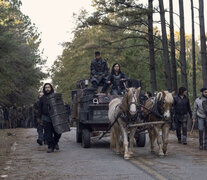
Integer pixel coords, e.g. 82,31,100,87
0,128,207,180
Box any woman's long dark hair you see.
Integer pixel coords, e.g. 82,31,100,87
111,63,121,75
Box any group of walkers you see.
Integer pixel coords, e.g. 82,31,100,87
0,105,35,129
90,51,207,150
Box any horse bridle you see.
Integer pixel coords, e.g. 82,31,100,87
126,88,141,121
157,96,165,116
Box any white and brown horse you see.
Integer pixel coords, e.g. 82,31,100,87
109,87,141,159
143,91,174,156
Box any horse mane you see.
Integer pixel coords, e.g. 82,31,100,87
157,91,174,104
120,93,128,112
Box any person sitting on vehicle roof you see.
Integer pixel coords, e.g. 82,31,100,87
101,63,128,95
90,51,109,89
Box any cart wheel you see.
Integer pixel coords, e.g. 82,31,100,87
76,123,82,143
136,133,146,147
82,129,90,148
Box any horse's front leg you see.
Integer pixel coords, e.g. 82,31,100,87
149,128,156,153
119,122,130,159
154,126,164,156
129,127,136,157
114,125,121,154
162,123,170,155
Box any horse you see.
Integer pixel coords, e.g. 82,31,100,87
108,87,141,159
143,91,174,156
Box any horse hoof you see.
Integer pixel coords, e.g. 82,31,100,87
151,150,155,154
124,155,130,160
116,151,121,155
159,152,164,157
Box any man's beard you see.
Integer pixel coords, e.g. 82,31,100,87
45,90,51,94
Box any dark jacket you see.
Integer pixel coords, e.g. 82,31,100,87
107,72,127,90
38,83,54,121
34,100,40,119
39,95,50,117
90,58,109,77
173,95,192,118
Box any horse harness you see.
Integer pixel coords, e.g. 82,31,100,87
114,89,141,127
99,92,169,140
142,96,165,119
98,90,140,140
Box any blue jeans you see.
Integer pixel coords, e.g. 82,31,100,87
198,117,207,131
197,117,207,146
37,124,44,141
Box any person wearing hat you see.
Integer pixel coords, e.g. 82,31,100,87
173,87,192,144
192,87,207,150
90,51,109,89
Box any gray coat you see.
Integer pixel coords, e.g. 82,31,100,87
192,96,207,119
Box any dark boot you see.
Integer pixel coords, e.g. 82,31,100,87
47,148,54,153
182,136,187,145
200,145,204,150
55,144,59,150
37,139,43,146
101,83,108,93
199,130,203,149
176,121,181,143
92,81,98,89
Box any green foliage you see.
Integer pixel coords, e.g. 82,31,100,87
51,0,203,104
51,10,165,103
0,0,46,106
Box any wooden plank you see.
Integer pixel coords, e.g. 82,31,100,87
128,121,165,128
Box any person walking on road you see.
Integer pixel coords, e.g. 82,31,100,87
38,83,61,153
173,87,192,145
192,88,207,150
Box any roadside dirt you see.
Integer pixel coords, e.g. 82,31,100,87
0,129,17,165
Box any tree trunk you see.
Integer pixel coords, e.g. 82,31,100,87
190,0,197,100
179,0,188,90
158,0,172,91
169,0,177,93
148,0,157,92
199,0,207,87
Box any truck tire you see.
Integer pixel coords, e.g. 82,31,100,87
76,123,82,143
136,133,146,147
82,129,90,148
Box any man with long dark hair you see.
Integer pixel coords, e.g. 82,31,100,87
192,88,207,150
101,63,127,95
173,87,192,144
39,83,61,153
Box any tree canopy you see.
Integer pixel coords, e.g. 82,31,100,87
0,0,46,106
51,0,206,103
